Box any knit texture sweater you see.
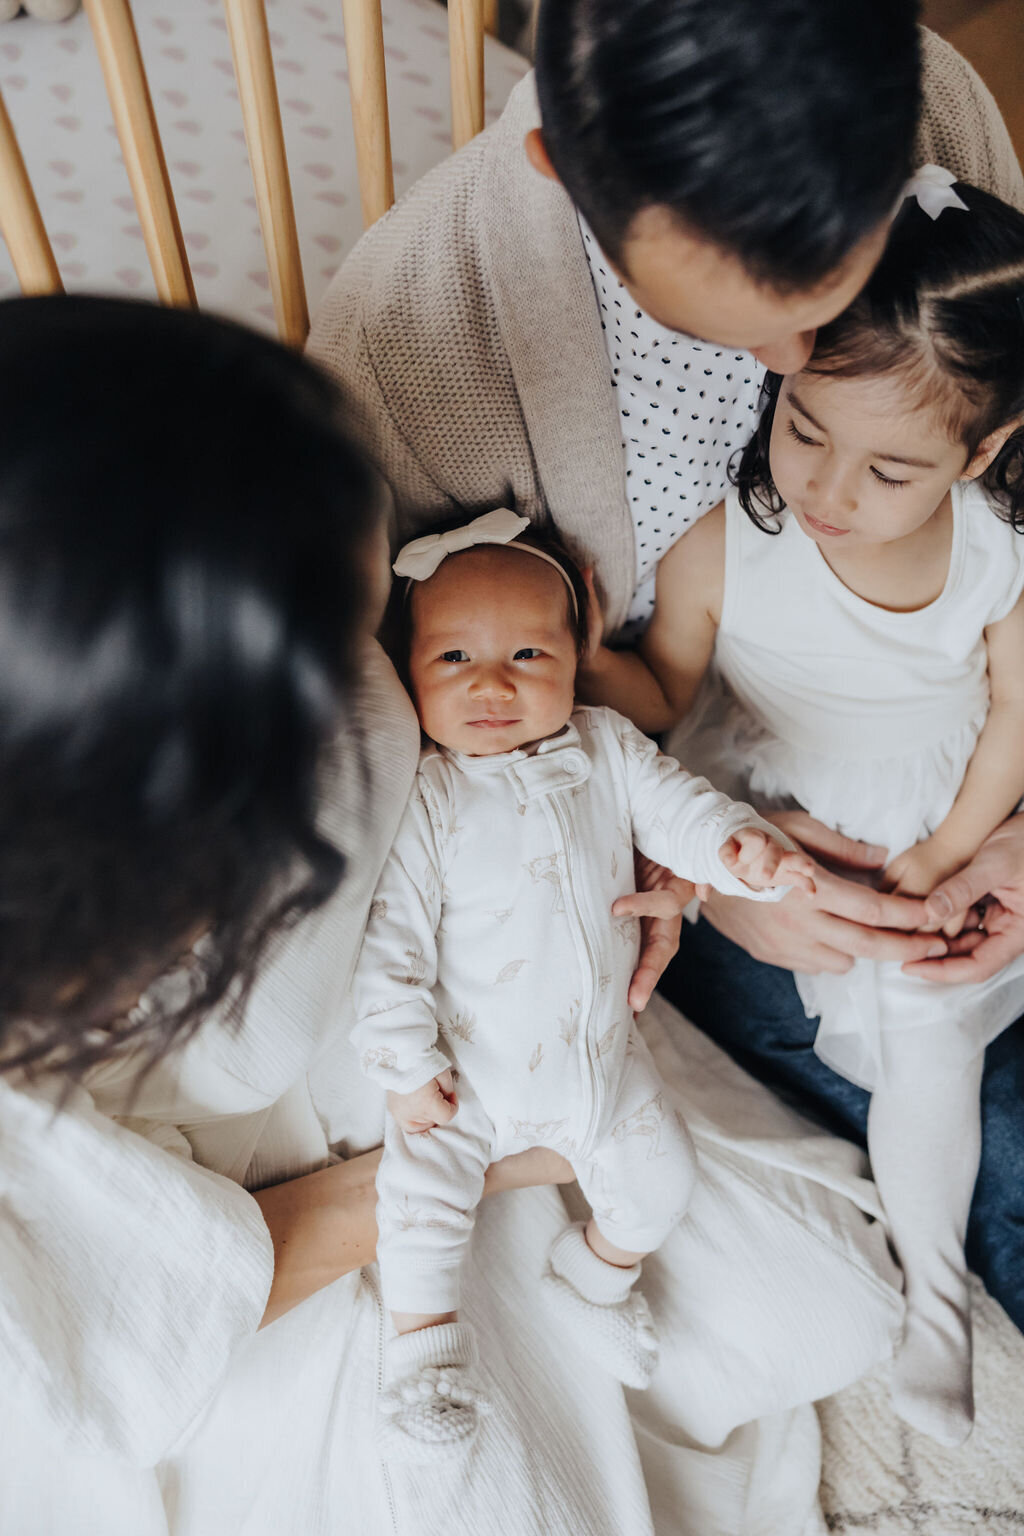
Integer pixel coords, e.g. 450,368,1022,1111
308,31,1024,636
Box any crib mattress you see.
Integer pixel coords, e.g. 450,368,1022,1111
1,0,527,329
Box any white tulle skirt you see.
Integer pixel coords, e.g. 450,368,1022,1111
669,683,1024,1091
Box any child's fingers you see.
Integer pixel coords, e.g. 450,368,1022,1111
436,1068,458,1107
399,1112,437,1134
780,853,817,894
721,831,767,870
430,1086,458,1124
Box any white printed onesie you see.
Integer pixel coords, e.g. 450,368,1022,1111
353,705,784,1315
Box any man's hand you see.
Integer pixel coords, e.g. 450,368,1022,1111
612,854,694,1012
387,1069,458,1134
702,811,945,974
902,813,1024,984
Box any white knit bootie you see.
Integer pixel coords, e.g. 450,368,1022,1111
378,1322,490,1462
542,1222,658,1389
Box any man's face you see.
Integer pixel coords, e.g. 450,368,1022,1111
614,203,890,375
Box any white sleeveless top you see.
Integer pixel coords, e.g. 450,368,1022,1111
671,481,1024,1089
711,479,1024,859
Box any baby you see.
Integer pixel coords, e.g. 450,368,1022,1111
352,509,811,1460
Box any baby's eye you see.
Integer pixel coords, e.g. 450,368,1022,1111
439,649,470,663
869,466,909,490
513,647,543,661
786,420,819,448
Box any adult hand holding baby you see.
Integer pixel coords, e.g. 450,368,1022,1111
613,856,694,1012
903,811,1024,984
701,810,943,975
388,1069,459,1133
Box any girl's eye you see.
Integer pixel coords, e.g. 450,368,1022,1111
786,419,820,448
440,649,470,663
513,647,543,661
869,466,909,490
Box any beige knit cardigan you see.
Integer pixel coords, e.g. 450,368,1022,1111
308,30,1024,635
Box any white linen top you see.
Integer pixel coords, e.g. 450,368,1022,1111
353,706,781,1140
578,215,764,638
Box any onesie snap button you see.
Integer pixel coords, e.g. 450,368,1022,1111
561,753,584,775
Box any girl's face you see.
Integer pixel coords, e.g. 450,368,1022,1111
407,548,579,756
768,370,972,550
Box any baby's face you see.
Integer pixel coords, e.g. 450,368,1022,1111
407,548,578,755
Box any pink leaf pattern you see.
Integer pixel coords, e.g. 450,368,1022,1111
0,0,527,330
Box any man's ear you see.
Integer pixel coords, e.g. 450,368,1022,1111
524,128,561,184
963,419,1024,480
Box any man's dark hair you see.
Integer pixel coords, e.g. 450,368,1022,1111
535,0,921,292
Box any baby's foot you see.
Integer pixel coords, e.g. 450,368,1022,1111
378,1322,490,1462
891,1291,974,1447
542,1222,658,1389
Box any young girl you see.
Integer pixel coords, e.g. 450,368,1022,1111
580,171,1024,1447
351,511,811,1460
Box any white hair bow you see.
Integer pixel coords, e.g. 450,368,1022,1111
393,507,531,580
897,164,969,222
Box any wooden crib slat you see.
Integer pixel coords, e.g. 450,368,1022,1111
0,90,63,296
340,0,395,228
224,0,309,347
482,0,498,40
83,0,196,309
449,0,485,150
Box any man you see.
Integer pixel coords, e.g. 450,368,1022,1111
308,0,1024,1331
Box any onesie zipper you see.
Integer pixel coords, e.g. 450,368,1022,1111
547,793,603,1156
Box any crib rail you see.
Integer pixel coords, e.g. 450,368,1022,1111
0,0,488,345
0,90,61,295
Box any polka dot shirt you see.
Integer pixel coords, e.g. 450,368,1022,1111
579,215,765,639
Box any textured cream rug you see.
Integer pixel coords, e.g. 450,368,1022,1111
819,1279,1024,1532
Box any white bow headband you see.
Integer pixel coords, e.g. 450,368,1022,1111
896,163,968,222
393,508,580,618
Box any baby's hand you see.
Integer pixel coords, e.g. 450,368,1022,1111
884,837,972,934
720,828,817,895
387,1069,459,1134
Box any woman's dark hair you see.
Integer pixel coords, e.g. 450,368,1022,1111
386,516,590,685
735,182,1024,531
534,0,920,292
0,295,381,1077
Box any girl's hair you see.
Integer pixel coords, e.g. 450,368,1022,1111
735,182,1024,532
0,295,381,1078
386,517,590,682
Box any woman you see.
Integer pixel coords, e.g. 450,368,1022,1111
0,296,901,1535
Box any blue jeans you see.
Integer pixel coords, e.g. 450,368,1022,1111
661,917,1024,1334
